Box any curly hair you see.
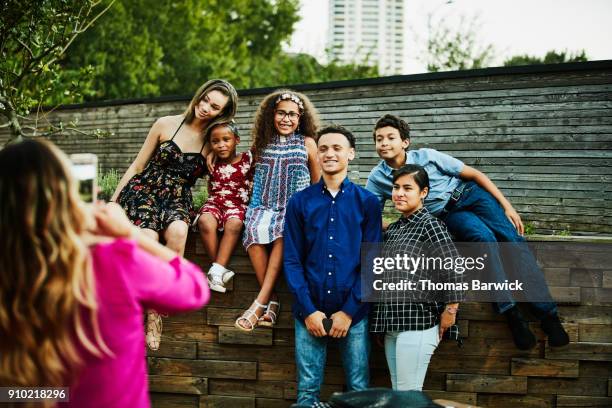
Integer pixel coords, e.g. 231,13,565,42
373,114,411,142
0,140,111,392
250,89,320,160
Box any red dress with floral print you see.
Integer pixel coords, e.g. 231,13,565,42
197,150,253,230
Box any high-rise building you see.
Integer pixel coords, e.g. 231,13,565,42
328,0,405,75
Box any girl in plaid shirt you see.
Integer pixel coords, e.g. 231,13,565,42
370,164,463,391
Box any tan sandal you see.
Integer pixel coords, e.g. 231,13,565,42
259,300,280,328
146,310,162,351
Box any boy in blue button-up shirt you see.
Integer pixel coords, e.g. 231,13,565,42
284,125,382,406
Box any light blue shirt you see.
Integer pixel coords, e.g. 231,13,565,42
365,148,465,216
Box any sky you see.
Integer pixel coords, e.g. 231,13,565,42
286,0,612,74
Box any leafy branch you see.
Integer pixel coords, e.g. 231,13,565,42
421,13,495,73
0,0,115,143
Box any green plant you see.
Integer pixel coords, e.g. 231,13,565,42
97,168,120,201
555,226,572,237
192,189,208,210
523,222,535,236
504,49,588,67
383,213,400,226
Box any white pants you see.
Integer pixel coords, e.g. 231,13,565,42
384,325,439,391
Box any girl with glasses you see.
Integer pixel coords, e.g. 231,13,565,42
235,90,320,331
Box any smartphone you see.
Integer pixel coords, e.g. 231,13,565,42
322,318,333,334
70,153,98,203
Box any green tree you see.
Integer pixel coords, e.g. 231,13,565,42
504,49,588,67
258,52,378,86
0,0,114,142
62,0,378,101
422,14,495,72
64,0,302,99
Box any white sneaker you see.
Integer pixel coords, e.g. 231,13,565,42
207,271,227,293
207,263,235,293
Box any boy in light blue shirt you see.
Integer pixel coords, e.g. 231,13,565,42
365,114,569,351
367,147,464,216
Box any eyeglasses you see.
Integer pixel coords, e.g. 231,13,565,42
275,110,301,122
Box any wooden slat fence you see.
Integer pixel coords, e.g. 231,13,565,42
2,61,610,234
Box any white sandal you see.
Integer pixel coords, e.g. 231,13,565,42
259,300,280,328
235,300,266,332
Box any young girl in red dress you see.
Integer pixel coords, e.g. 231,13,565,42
195,121,254,293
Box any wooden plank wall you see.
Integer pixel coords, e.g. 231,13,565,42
147,234,612,408
1,62,610,234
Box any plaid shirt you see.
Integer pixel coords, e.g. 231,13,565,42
370,207,464,342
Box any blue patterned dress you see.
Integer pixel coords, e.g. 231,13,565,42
243,133,310,249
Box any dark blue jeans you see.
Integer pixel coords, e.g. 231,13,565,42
294,317,370,406
441,182,557,318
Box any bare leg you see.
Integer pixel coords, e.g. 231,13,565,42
198,214,219,262
140,228,164,349
238,239,283,330
256,238,283,304
257,239,282,324
141,228,159,241
247,243,269,286
238,242,274,329
216,218,243,267
164,220,189,256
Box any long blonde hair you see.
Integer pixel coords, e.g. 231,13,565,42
251,89,320,161
0,140,111,389
183,79,238,141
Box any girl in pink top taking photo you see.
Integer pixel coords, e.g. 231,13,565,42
0,139,209,408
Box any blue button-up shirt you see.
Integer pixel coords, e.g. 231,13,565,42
283,178,383,325
366,148,464,216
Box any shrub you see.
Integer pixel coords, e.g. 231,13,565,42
192,188,208,209
98,169,120,201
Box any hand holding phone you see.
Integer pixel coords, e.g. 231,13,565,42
305,311,328,337
70,153,98,203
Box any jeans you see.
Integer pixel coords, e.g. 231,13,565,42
441,182,557,318
385,325,439,391
294,317,370,406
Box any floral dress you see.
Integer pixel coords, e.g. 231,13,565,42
118,120,207,231
196,150,254,230
242,132,310,249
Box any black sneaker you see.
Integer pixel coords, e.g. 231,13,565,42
541,313,570,347
503,306,537,350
